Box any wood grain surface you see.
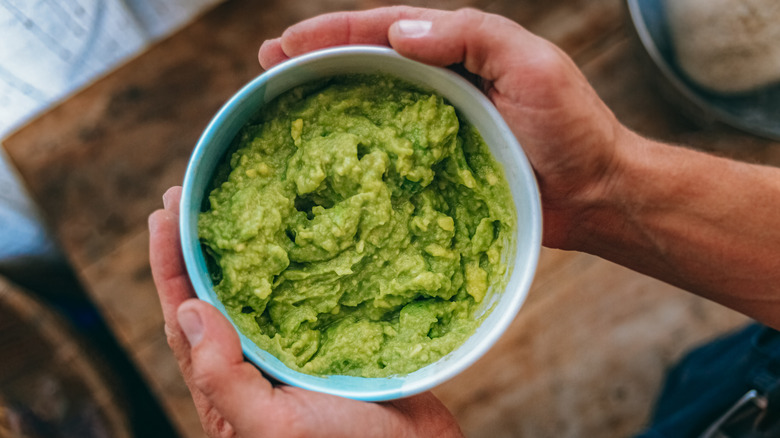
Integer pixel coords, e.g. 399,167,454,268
0,277,132,438
3,0,777,436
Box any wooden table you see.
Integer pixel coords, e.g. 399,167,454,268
4,0,776,436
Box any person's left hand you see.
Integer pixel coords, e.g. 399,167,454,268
148,186,463,438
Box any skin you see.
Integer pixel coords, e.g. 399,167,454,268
149,6,780,437
150,187,459,438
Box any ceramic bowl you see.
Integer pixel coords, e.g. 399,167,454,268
180,45,541,401
627,0,780,141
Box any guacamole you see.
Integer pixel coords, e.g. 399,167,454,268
199,75,515,377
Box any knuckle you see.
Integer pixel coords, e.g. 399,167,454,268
453,7,486,27
535,47,567,74
192,367,221,398
164,323,185,351
519,41,571,84
164,323,177,342
163,323,195,376
209,416,235,438
453,7,482,17
387,4,413,15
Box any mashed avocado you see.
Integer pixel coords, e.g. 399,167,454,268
199,74,515,377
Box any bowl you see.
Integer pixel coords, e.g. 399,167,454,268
627,0,780,141
180,45,542,401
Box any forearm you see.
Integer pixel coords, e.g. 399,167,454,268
571,132,780,328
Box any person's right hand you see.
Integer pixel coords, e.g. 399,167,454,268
258,6,635,250
263,7,780,329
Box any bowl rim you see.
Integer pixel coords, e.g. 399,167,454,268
180,45,542,400
626,0,780,141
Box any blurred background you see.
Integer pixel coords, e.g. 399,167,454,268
0,0,777,437
0,0,220,280
0,1,218,436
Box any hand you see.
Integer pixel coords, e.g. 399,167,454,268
148,186,463,438
258,6,635,249
258,8,780,327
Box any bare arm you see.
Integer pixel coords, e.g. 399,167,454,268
147,6,780,437
260,6,780,328
572,134,780,327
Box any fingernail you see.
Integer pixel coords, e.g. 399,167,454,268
162,191,173,210
396,20,432,38
179,308,204,347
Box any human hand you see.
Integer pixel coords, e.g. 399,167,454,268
148,186,463,438
259,6,636,250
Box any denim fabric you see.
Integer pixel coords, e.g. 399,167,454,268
637,323,780,438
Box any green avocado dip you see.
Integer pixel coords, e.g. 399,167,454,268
199,74,516,377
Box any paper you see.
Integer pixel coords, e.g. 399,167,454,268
0,0,221,138
0,0,220,262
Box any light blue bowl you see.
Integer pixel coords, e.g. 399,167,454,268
180,46,542,401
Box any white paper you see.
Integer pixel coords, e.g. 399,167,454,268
0,0,221,262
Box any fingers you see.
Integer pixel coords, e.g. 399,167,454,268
149,185,197,372
162,186,182,215
280,7,409,55
178,299,276,435
259,7,562,103
387,9,556,88
258,38,288,70
388,392,465,438
149,187,194,331
258,6,442,68
152,187,241,436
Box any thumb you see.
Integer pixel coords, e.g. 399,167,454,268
178,299,275,432
388,9,543,82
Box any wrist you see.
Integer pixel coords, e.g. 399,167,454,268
568,131,680,254
541,126,645,252
560,132,780,326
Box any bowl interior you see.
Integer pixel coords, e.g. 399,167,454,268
181,46,541,401
627,0,780,140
